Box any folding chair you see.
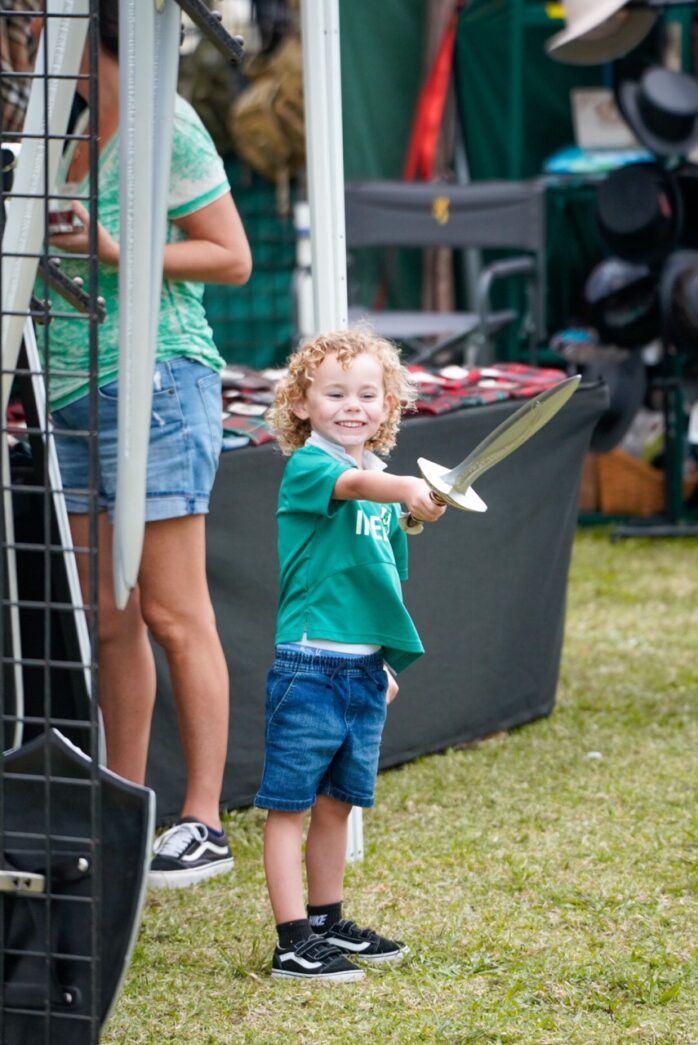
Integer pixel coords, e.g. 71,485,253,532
344,178,548,364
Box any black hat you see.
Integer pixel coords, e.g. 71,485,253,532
659,249,698,356
584,257,660,349
675,164,698,249
585,352,647,453
595,162,682,265
619,67,698,159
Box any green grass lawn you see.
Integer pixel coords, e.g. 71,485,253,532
103,530,698,1044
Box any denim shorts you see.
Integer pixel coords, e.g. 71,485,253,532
51,358,223,521
255,647,389,812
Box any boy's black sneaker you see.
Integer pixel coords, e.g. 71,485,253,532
272,935,364,981
148,819,233,889
321,919,408,963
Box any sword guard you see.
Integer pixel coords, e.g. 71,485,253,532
418,458,488,513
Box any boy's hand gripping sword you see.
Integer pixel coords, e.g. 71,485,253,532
401,374,581,533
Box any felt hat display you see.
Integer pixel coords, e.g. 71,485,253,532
619,67,698,158
659,249,698,356
595,162,682,265
545,0,656,66
585,351,647,452
675,164,698,249
584,257,660,349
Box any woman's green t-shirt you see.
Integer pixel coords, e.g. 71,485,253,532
45,94,229,410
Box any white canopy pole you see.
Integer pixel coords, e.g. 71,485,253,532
299,0,348,335
299,0,362,862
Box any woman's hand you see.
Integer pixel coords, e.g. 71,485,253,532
402,477,447,524
385,667,399,705
48,200,119,266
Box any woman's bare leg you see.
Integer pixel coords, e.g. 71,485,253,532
69,511,156,783
138,514,228,830
70,511,227,828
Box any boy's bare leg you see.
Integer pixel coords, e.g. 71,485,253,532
305,795,352,906
264,809,307,923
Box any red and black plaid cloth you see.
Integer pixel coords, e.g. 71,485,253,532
1,2,40,138
408,362,567,416
222,414,276,446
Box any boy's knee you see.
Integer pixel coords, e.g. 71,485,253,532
313,795,352,820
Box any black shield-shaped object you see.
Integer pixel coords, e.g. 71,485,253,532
1,729,154,1044
585,351,648,453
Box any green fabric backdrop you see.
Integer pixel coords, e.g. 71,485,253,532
340,0,426,312
454,0,604,180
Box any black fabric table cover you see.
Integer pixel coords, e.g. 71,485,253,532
147,381,607,821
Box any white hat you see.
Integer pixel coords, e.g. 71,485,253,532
546,0,656,66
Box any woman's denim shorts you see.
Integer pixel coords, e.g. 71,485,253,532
255,647,389,812
51,358,223,522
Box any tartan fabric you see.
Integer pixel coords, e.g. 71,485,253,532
409,363,565,416
222,414,276,446
412,385,509,415
0,3,40,138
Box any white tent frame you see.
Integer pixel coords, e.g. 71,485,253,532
299,0,363,862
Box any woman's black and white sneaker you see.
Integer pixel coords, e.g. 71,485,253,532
148,819,233,888
321,919,408,963
272,936,364,981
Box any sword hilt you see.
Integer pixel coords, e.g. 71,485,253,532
399,492,445,535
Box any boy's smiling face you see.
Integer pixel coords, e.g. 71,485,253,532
293,350,391,463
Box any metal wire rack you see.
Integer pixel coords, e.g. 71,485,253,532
1,3,244,1038
1,3,103,1042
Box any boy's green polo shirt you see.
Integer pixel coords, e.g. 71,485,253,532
275,439,424,673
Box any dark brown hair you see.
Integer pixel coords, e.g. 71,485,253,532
99,0,119,58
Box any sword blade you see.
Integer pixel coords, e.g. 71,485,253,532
445,375,581,494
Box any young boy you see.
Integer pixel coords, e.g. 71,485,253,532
256,329,446,981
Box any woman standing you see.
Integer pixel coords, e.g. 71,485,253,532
43,0,252,887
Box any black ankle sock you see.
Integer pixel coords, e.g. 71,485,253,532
307,901,342,933
276,918,312,950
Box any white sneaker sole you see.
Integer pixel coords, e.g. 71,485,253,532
356,945,409,964
148,856,234,889
271,968,364,982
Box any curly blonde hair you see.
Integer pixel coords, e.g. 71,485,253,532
267,328,417,456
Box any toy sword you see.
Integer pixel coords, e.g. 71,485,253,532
112,0,181,609
401,374,581,533
112,1,245,610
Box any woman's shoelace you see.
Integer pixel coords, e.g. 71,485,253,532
153,822,206,858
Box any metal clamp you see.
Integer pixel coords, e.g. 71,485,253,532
39,257,107,322
175,0,245,62
0,869,46,894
